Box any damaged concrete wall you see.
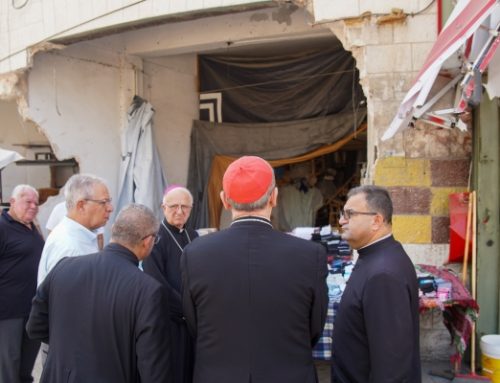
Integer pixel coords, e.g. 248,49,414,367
24,43,127,201
320,2,471,265
112,5,331,185
0,0,273,74
0,99,51,196
1,1,472,266
143,55,199,186
313,0,431,22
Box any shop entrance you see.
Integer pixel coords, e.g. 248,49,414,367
190,34,368,231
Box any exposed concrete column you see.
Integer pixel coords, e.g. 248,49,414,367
322,9,473,267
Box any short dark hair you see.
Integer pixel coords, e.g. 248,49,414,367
347,185,393,224
111,204,159,246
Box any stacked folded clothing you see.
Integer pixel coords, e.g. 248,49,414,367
307,226,352,258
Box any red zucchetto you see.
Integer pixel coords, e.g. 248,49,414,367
223,156,274,204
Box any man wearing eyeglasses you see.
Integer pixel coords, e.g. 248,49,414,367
27,204,172,383
331,185,421,383
143,185,198,383
36,174,114,365
37,173,113,285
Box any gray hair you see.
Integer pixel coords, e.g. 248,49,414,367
11,184,39,199
347,185,393,224
64,174,107,210
111,203,159,246
162,187,194,205
226,178,276,212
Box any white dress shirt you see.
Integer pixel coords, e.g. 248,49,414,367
37,216,99,285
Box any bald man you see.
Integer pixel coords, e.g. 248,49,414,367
143,186,198,383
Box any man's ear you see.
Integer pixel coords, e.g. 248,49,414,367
270,187,278,208
372,213,385,230
220,191,232,210
76,199,86,211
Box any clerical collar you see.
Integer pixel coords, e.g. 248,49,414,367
231,216,273,228
358,232,393,251
161,220,191,251
164,220,185,233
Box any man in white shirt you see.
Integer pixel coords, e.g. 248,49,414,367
37,174,113,285
46,201,105,250
37,174,113,364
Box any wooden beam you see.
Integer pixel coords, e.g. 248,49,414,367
475,94,500,337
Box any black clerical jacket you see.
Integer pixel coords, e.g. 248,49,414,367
331,235,421,383
26,243,172,383
181,217,328,383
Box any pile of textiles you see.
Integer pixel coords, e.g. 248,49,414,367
416,264,479,364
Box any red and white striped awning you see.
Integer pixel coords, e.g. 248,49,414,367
382,0,500,140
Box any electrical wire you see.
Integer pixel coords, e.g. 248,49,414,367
144,58,360,93
310,0,436,25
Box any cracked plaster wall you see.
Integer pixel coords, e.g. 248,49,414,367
0,0,271,74
143,55,199,186
0,99,51,197
23,44,130,207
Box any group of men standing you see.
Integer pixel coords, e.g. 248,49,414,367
0,155,421,383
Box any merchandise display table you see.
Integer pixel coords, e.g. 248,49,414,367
313,264,479,362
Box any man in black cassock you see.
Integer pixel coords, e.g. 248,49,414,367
180,156,328,383
26,204,172,383
143,186,198,383
331,185,421,382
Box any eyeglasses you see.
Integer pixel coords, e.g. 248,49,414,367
339,208,378,220
142,233,160,244
85,198,112,206
164,204,193,213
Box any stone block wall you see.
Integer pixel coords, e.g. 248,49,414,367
374,156,471,246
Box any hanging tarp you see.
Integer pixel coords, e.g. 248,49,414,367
114,96,167,220
207,124,367,228
199,45,365,123
186,108,367,229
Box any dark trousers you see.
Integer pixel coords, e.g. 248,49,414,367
0,318,40,383
171,318,194,383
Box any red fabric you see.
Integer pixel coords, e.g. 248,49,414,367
417,264,479,365
448,192,472,263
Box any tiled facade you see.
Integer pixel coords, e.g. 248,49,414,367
375,157,470,245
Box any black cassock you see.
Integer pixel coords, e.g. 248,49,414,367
26,243,172,383
143,219,198,383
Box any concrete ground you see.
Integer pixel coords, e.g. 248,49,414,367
33,353,468,382
317,360,460,383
